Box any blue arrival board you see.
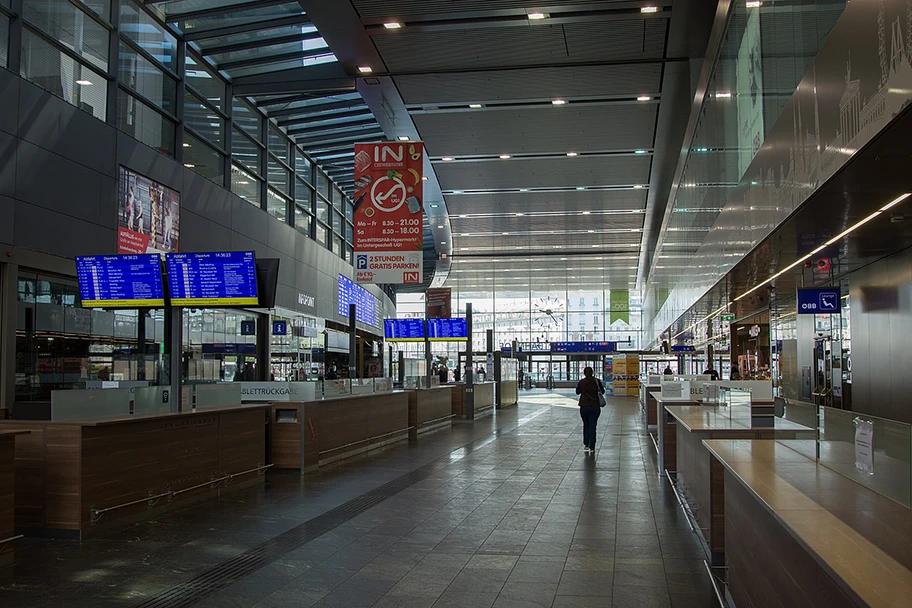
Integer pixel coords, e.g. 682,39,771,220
427,318,468,341
384,319,426,341
76,254,165,308
338,274,377,326
166,251,259,306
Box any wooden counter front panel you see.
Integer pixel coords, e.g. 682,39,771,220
409,389,453,428
313,392,409,455
271,405,304,469
645,392,658,426
725,470,856,608
218,408,267,477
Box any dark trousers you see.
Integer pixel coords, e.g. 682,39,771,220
579,405,601,449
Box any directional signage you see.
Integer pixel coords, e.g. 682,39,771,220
670,345,696,353
797,287,841,314
719,314,735,322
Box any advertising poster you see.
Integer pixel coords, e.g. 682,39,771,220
118,167,180,254
609,290,629,325
426,288,452,318
352,142,424,284
737,8,764,180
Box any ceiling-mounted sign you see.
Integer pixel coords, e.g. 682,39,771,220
353,142,424,285
426,288,452,318
797,288,841,314
670,345,696,353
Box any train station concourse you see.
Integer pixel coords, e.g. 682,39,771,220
0,0,911,606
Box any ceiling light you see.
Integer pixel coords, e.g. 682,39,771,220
422,176,428,181
515,213,524,216
576,187,586,191
358,66,373,74
635,150,648,154
75,79,93,86
469,103,483,108
437,225,444,229
499,154,511,159
528,12,549,20
442,157,454,161
588,230,595,233
502,232,510,235
715,92,732,98
383,21,403,29
637,95,651,101
746,1,761,7
567,152,578,157
430,204,438,208
453,190,463,194
582,211,591,215
440,241,447,245
459,214,467,218
182,142,191,148
184,163,195,168
551,99,567,106
238,180,249,185
634,185,644,189
641,6,659,13
519,188,530,192
398,135,410,141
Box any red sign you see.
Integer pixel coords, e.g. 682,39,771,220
426,288,452,318
353,142,424,284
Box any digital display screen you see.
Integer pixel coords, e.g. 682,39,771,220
551,341,617,353
384,319,425,341
165,251,259,306
338,274,377,326
76,254,165,308
427,318,468,341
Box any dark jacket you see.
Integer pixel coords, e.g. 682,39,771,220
576,376,603,406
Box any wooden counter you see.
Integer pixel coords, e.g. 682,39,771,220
272,391,409,471
497,380,518,409
640,385,661,428
705,439,912,608
665,405,814,562
654,394,699,476
451,382,496,419
0,406,268,538
0,431,28,568
408,387,455,441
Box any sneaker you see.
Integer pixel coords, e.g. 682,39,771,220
584,447,593,453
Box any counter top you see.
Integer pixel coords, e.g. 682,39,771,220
409,385,456,392
704,439,912,608
651,391,699,404
665,405,813,433
304,390,407,405
0,404,270,427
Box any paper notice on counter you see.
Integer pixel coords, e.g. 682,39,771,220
661,382,685,399
854,418,874,475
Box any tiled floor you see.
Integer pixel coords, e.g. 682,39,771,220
0,391,717,607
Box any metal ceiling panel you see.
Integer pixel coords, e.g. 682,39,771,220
443,190,646,215
371,20,661,73
351,0,625,19
395,64,663,105
413,105,657,156
450,213,644,235
434,156,651,190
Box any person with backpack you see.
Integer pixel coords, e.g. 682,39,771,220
575,366,605,454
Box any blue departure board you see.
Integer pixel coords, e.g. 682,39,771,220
338,274,377,326
165,251,259,306
427,318,468,341
76,254,165,308
384,319,425,341
551,341,616,353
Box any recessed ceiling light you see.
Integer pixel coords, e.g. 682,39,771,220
582,211,591,215
398,135,410,141
75,79,93,86
567,152,578,157
715,92,732,98
528,12,549,20
499,154,511,159
459,214,467,218
551,99,567,106
453,190,462,194
588,230,595,233
469,103,483,108
442,157,454,161
383,21,403,29
184,163,195,168
519,188,530,192
358,66,373,73
515,213,524,216
430,204,438,208
422,176,428,181
238,180,249,185
576,187,586,191
746,0,761,7
635,150,648,154
437,225,444,228
634,185,644,189
637,95,651,101
182,142,191,148
440,241,447,245
502,232,510,235
641,6,659,14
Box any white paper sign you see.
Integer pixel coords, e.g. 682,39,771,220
854,418,874,475
661,382,685,399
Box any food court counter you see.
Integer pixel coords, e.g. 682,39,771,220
663,405,814,561
408,386,455,441
705,439,912,608
271,391,409,471
0,431,28,568
0,405,270,538
451,382,496,419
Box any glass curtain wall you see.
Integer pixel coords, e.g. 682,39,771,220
6,0,355,262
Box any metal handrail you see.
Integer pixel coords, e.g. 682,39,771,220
703,560,729,608
665,470,706,534
0,534,23,546
649,431,659,455
319,427,412,456
90,463,273,524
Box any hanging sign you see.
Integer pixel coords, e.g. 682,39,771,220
426,288,452,318
610,289,629,324
353,142,424,285
797,288,841,314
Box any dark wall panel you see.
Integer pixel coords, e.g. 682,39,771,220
0,70,18,136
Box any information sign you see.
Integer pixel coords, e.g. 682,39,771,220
550,341,617,353
670,345,696,353
338,274,378,326
76,254,165,308
384,319,426,341
240,320,256,335
797,287,841,314
166,251,259,306
353,142,424,285
427,318,468,341
272,320,288,336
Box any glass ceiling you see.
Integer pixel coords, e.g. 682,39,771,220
148,0,383,195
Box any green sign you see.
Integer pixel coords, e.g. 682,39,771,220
719,314,735,322
609,290,629,325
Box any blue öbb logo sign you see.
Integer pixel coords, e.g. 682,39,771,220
797,288,841,314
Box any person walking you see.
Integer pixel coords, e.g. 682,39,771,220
575,366,604,454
